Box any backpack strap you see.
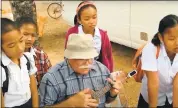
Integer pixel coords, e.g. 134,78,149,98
1,62,9,96
133,44,160,82
132,44,146,68
23,54,31,71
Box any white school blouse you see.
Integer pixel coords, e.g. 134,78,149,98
141,42,178,106
0,52,37,107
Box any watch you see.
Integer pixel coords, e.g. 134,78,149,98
108,92,117,98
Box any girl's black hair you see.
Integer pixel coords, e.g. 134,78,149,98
15,16,37,29
152,14,178,46
74,1,97,25
1,18,18,36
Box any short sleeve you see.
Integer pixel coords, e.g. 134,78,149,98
141,43,158,72
24,52,37,76
171,71,178,79
0,67,6,87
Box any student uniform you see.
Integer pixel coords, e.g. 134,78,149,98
138,42,178,107
28,46,52,87
1,52,37,107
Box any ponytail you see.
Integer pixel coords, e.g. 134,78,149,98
74,15,80,25
151,14,178,46
151,32,160,46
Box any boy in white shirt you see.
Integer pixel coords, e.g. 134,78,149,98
1,18,39,107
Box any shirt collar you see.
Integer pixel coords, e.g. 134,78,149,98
1,52,12,66
65,59,97,76
160,43,168,58
1,52,28,67
78,25,101,37
29,47,37,57
174,53,178,62
161,43,178,62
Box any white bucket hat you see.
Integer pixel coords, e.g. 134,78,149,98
64,33,98,59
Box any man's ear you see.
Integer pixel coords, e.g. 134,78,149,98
158,33,163,43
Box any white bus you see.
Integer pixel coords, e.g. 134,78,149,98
2,1,177,49
62,1,178,49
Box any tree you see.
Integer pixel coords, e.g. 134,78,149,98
9,0,39,46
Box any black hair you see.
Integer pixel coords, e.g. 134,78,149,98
152,14,178,46
1,18,18,36
74,1,97,25
15,16,37,29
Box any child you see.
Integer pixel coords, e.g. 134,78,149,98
16,16,52,87
65,1,113,72
138,14,178,107
1,18,38,107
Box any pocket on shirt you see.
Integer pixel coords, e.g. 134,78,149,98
7,77,18,93
7,74,22,93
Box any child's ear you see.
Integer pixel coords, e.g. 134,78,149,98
158,33,163,43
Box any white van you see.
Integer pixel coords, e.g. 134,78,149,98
62,1,178,49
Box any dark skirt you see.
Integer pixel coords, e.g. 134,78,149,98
12,98,32,108
137,94,173,108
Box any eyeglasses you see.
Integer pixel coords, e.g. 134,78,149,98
77,58,94,65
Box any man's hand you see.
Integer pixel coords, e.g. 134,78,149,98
69,88,99,107
107,78,123,97
111,71,127,83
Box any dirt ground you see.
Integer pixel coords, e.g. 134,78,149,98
2,1,141,107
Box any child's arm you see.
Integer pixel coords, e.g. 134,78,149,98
173,73,178,107
30,74,39,107
1,91,4,107
145,71,159,107
24,53,39,107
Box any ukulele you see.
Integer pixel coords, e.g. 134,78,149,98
91,70,137,106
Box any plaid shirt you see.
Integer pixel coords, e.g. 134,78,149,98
30,47,52,85
39,60,111,107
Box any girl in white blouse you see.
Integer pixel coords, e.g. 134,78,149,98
1,18,39,107
138,14,178,108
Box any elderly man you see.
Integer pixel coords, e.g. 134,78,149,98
39,34,122,107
